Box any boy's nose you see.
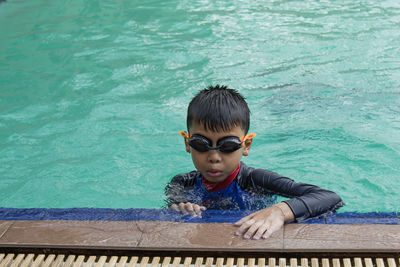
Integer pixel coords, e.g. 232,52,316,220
207,150,222,163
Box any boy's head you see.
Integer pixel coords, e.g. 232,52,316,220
180,85,255,183
186,85,250,134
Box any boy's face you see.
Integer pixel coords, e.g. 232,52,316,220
186,121,252,183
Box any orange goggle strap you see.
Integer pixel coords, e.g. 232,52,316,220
240,133,256,146
178,130,190,139
178,130,191,145
178,131,256,146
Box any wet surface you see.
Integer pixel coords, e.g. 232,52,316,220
284,224,400,251
0,221,14,239
1,220,400,252
0,220,141,248
136,221,283,251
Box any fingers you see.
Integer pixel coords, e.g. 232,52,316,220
253,223,269,240
234,207,285,239
178,202,189,215
234,218,256,237
171,202,206,217
192,204,203,217
235,218,275,239
234,213,254,226
170,204,180,212
242,220,265,239
262,224,277,239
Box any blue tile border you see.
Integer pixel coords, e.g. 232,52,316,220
326,212,399,225
0,207,398,224
0,208,47,220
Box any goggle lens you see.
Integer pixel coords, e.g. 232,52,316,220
188,138,210,152
218,137,242,153
188,136,243,153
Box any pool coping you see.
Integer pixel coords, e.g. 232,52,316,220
1,208,400,253
1,220,400,253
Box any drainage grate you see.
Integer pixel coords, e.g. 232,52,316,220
0,254,399,267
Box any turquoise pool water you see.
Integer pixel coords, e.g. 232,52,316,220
1,0,399,213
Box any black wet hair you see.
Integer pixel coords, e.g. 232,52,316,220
187,85,250,134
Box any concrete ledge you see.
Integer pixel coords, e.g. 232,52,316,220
1,220,400,253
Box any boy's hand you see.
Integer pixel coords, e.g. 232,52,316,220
234,203,294,239
170,202,207,217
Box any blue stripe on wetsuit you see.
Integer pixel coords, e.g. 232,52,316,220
182,177,277,210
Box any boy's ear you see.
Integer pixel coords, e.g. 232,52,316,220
184,139,191,153
242,139,253,156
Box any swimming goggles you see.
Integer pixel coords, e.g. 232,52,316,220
178,131,256,153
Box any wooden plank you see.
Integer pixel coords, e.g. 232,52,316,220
226,258,234,267
332,258,340,267
84,256,96,267
290,258,298,267
9,254,24,267
150,257,161,267
194,257,203,267
205,257,214,267
126,256,138,267
364,258,373,267
301,258,309,267
183,257,192,267
279,258,286,267
258,258,266,267
0,254,15,267
342,259,351,267
161,257,171,267
32,254,46,267
311,258,319,267
52,255,65,267
63,255,76,267
237,258,245,267
0,254,5,263
268,257,277,267
139,257,150,267
116,256,128,267
387,258,396,267
376,258,385,267
248,258,255,267
215,258,224,267
354,258,362,267
43,254,56,267
19,254,35,267
108,256,118,267
73,255,85,267
322,259,329,267
95,256,107,267
172,257,181,267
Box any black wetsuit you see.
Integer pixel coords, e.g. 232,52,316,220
165,162,343,222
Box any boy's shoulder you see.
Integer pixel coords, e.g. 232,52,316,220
238,162,290,186
239,162,281,178
169,170,201,187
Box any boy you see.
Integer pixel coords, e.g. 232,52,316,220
165,85,343,240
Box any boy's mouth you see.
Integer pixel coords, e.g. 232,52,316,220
207,170,223,177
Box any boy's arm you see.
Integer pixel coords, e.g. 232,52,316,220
234,167,343,239
165,172,206,217
164,172,197,206
247,169,344,222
